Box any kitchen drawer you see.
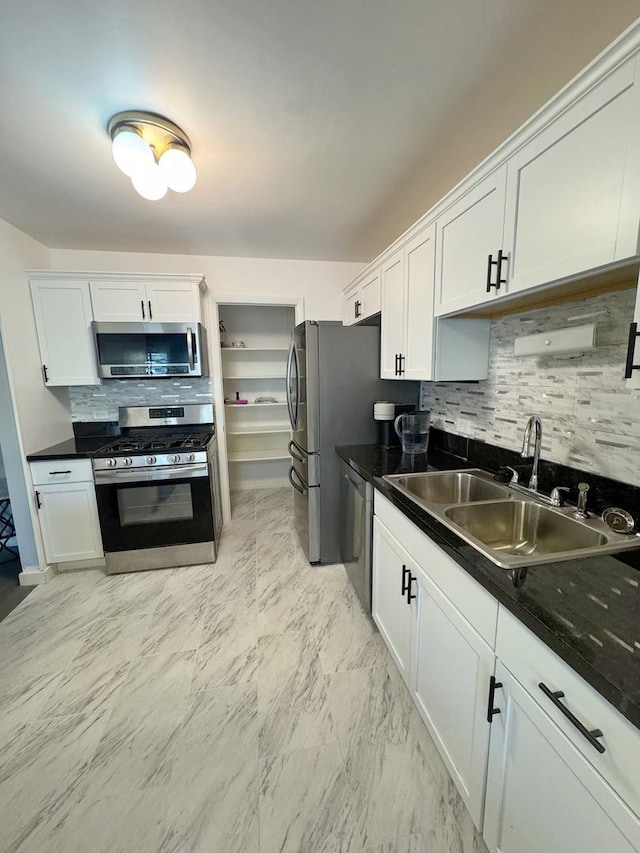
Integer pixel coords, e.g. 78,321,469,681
30,458,93,486
496,607,640,820
374,491,498,647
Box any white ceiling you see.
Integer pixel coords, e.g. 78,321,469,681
0,1,638,261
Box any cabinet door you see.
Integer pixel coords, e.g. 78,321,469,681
30,280,100,386
145,281,201,323
483,663,640,853
435,167,507,316
361,268,381,318
36,482,103,563
90,281,146,321
343,286,362,326
412,568,494,830
380,250,405,379
504,55,640,296
372,517,414,685
404,223,436,380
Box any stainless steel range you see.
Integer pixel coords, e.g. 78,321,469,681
93,404,222,574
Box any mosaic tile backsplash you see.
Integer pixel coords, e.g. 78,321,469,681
419,288,640,486
68,377,216,422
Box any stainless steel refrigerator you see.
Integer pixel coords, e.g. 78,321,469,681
286,321,418,563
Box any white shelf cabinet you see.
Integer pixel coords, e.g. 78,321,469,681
90,279,202,323
219,304,295,492
30,459,103,564
30,279,100,386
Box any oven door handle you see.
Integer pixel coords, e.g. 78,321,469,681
186,328,195,372
94,462,209,484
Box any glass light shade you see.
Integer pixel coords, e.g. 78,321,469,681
131,163,168,201
111,127,154,177
158,145,197,192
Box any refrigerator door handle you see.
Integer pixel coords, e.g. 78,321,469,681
288,439,306,462
288,465,308,494
286,338,296,429
292,342,301,430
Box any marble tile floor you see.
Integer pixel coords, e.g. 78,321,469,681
0,487,489,853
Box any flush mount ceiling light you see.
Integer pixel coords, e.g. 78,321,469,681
107,111,197,200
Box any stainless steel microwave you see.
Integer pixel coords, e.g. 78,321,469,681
92,322,208,379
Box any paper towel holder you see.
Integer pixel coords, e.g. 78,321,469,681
514,323,596,358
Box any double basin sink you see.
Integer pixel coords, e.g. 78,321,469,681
383,469,640,570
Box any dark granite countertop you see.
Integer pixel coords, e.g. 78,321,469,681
26,436,110,461
336,442,640,731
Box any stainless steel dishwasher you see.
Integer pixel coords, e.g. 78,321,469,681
339,459,374,615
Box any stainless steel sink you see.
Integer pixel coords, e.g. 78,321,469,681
385,470,512,506
382,468,640,569
445,501,607,564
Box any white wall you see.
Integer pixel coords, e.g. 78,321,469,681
50,249,364,321
0,217,73,574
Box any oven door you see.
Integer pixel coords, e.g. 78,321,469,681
94,465,214,554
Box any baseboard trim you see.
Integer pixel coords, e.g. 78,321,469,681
18,564,55,586
56,557,107,573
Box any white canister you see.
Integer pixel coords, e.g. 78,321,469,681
374,401,396,421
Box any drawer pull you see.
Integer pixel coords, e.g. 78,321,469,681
538,682,605,754
49,470,72,475
407,572,417,603
487,675,503,723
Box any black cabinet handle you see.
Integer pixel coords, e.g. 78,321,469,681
538,682,605,754
49,470,72,475
624,322,640,379
35,490,42,509
42,364,49,383
141,299,146,319
487,675,503,722
398,354,405,376
486,251,507,292
148,300,153,320
394,353,399,376
496,249,507,290
401,564,409,596
407,573,417,603
354,300,362,319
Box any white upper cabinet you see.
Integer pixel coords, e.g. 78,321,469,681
380,225,491,381
91,279,202,323
380,249,406,379
435,167,507,316
30,279,100,386
503,54,640,297
90,281,147,322
343,267,381,326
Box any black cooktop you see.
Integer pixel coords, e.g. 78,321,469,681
95,431,214,456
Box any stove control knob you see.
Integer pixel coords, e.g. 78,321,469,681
105,458,117,468
122,457,133,467
146,455,156,465
186,453,195,462
170,454,180,464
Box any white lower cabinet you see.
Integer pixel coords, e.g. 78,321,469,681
483,662,640,853
411,566,494,828
31,460,103,564
372,491,640,850
372,517,415,685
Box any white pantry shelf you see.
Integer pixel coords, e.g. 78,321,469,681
228,450,290,463
227,424,291,435
221,347,289,352
224,401,287,408
223,374,287,380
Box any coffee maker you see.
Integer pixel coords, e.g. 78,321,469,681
374,401,416,448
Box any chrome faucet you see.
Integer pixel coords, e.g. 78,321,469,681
521,415,542,490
